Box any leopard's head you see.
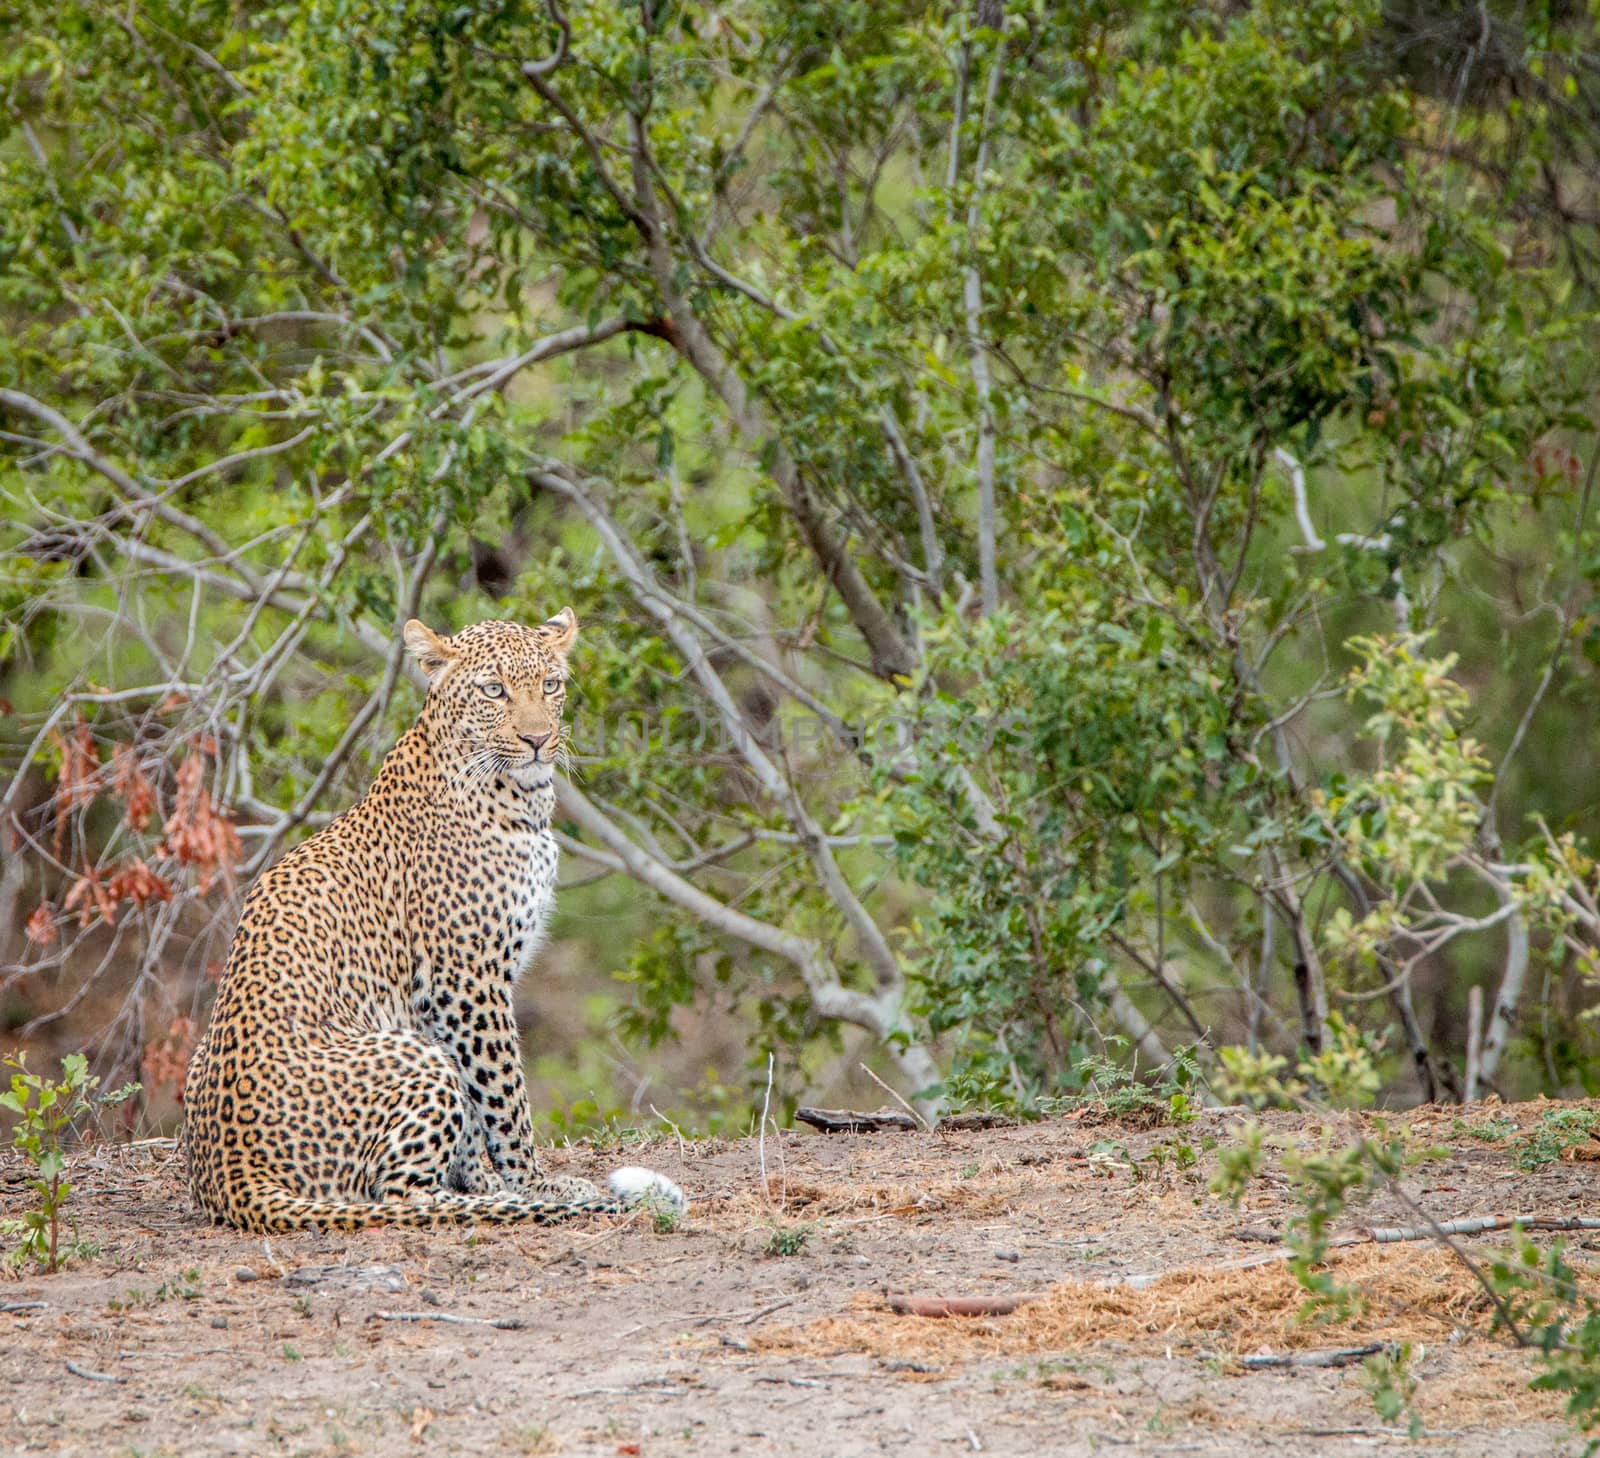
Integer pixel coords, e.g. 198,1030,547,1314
403,611,577,789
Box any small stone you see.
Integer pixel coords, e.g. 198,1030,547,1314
210,1316,229,1330
233,1267,259,1283
995,1249,1021,1263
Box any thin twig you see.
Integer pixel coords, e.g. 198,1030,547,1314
648,1104,688,1160
65,1360,125,1383
1237,1344,1386,1371
564,1384,688,1398
373,1311,530,1330
758,1049,776,1207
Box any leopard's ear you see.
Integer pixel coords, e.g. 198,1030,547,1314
403,619,459,682
538,606,578,656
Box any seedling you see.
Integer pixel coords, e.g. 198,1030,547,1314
764,1222,812,1257
0,1052,139,1272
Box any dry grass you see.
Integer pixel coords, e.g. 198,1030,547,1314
756,1245,1515,1363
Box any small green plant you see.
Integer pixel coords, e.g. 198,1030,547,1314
1510,1108,1600,1171
1086,1137,1139,1179
1297,1015,1384,1108
1061,1045,1202,1128
513,1422,562,1458
1208,1123,1266,1203
1215,1111,1600,1450
638,1189,684,1235
1360,1343,1423,1438
1146,1136,1200,1172
1279,1128,1416,1323
1217,1122,1436,1325
0,1052,139,1272
1217,1016,1383,1111
764,1223,812,1257
1490,1235,1600,1448
1214,1048,1302,1108
1452,1115,1518,1144
154,1269,203,1303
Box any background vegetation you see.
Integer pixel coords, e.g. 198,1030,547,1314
3,0,1599,1132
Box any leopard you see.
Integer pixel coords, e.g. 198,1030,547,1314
184,609,685,1232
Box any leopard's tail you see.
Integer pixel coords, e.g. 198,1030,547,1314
220,1168,686,1233
239,1190,613,1232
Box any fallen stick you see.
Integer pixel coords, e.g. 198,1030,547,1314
1,1301,46,1314
938,1111,1018,1131
1361,1214,1600,1244
1238,1343,1386,1370
887,1294,1035,1318
858,1062,932,1131
795,1106,918,1134
740,1297,796,1326
793,1105,1019,1134
65,1360,125,1384
565,1384,687,1399
373,1310,529,1330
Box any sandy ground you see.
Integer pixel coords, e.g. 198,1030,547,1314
2,1102,1597,1458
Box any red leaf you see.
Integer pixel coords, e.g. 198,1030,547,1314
24,903,57,947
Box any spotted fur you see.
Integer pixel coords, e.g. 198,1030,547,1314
184,611,685,1232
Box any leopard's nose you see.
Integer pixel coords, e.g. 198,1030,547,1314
519,731,551,752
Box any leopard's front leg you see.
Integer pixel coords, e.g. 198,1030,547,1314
414,976,543,1187
464,984,543,1186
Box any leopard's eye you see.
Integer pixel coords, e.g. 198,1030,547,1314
542,676,562,695
481,681,506,699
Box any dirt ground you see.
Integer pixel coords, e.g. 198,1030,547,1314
2,1101,1598,1458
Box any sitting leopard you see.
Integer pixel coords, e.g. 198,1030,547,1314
184,610,685,1231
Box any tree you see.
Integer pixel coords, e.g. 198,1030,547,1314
3,0,1598,1120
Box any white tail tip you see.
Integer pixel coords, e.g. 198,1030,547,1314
608,1166,687,1214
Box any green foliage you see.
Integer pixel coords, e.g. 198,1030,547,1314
3,0,1599,1126
1453,1115,1518,1144
1207,1123,1265,1206
0,1054,139,1272
763,1223,813,1258
1052,1046,1203,1128
1272,1126,1425,1322
1216,1015,1382,1109
1214,1049,1304,1110
638,1189,685,1236
1226,1120,1600,1446
1491,1235,1600,1448
876,602,1245,1102
1510,1108,1600,1172
1324,635,1491,890
1360,1343,1423,1438
1296,1016,1385,1109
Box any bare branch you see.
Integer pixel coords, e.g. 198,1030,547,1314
533,462,909,1001
520,0,571,80
555,779,941,1107
958,38,1005,615
619,110,917,679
